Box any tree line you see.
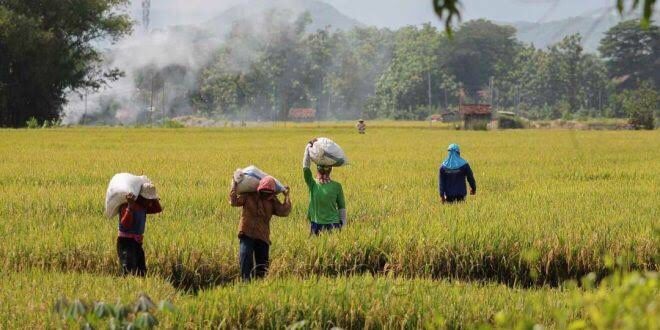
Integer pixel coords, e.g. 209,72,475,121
192,15,658,124
0,0,658,127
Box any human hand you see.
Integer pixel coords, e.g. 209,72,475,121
232,170,243,185
283,186,290,196
308,138,318,147
126,193,137,203
470,189,476,195
441,196,446,204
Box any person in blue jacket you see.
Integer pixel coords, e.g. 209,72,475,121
439,143,476,203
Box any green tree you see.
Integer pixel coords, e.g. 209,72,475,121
301,27,336,119
496,45,544,113
599,20,660,90
579,54,610,116
551,35,584,112
197,11,313,120
327,27,395,119
620,82,658,129
0,0,132,127
442,20,518,96
374,24,456,119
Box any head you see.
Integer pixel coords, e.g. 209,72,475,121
138,183,160,207
358,119,364,123
257,176,277,200
447,143,461,155
139,183,159,200
317,164,333,176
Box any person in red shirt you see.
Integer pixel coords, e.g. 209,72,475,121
117,183,162,276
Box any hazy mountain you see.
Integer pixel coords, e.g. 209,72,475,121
203,0,363,36
507,8,658,52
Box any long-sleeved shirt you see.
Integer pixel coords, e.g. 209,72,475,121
117,198,162,243
439,164,476,198
230,187,291,244
303,167,346,225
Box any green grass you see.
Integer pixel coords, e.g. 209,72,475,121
4,271,657,329
1,128,657,286
0,127,658,327
0,271,579,329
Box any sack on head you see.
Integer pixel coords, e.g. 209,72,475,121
233,166,286,194
309,137,347,167
104,173,152,219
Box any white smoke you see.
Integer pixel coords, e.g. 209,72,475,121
62,24,221,124
62,0,320,124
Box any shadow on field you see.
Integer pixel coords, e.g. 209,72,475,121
5,249,655,293
163,254,640,293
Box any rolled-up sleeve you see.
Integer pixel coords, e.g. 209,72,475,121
273,197,292,217
229,186,246,207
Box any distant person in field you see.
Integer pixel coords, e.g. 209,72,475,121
117,183,162,277
303,139,347,235
230,176,291,281
357,119,366,134
439,143,476,203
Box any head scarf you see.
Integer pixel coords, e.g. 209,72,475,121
257,176,277,194
442,143,468,170
316,165,332,184
256,176,276,216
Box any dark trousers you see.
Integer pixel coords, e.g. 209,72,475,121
446,195,466,203
310,222,342,236
117,237,146,277
239,236,270,281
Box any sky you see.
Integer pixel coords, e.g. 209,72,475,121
129,0,618,29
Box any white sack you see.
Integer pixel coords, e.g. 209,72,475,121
309,137,347,166
104,173,151,219
233,166,286,194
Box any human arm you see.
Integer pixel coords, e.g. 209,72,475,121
465,164,476,195
146,199,163,214
339,209,347,226
337,184,346,225
439,167,447,203
120,193,137,228
274,187,292,217
303,139,317,169
229,178,246,207
303,141,315,188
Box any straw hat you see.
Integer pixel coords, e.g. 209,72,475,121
139,182,159,200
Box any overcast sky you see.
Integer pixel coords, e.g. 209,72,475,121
130,0,618,29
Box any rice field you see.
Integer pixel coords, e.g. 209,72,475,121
0,125,658,328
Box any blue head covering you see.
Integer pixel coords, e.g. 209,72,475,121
442,143,468,170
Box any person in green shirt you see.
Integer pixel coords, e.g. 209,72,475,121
303,139,347,235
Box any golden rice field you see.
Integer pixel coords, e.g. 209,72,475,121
0,125,658,328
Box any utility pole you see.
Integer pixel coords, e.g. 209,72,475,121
142,0,151,33
162,81,166,121
515,85,520,114
427,71,432,111
458,83,464,108
149,75,155,125
489,76,494,108
82,89,88,125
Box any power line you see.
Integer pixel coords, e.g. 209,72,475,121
142,0,151,33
